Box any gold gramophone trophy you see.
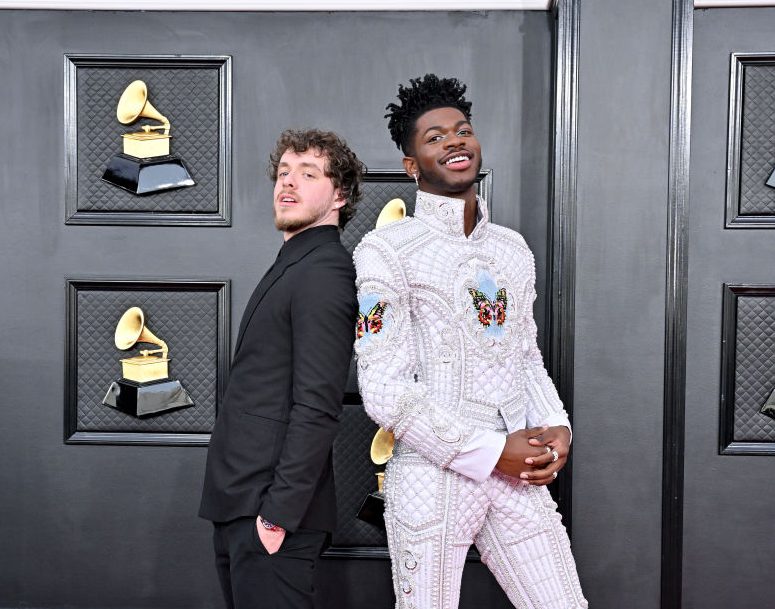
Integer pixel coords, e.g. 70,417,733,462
356,427,394,528
101,306,194,418
356,198,404,528
101,80,195,195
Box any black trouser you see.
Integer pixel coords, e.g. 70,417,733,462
213,517,328,609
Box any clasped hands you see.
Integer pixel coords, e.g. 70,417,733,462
495,425,570,485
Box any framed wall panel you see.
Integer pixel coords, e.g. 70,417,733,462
720,284,775,454
325,404,388,559
725,53,775,228
64,54,232,226
65,278,230,445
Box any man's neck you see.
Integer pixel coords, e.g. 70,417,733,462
283,216,338,242
463,195,478,237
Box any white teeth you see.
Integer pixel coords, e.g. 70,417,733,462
445,155,468,165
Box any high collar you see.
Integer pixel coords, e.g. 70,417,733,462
278,224,340,260
413,190,489,240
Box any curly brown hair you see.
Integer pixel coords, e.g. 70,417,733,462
268,129,366,228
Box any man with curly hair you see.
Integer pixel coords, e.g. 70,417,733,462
354,75,587,608
200,129,363,609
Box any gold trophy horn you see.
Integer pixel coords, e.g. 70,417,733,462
370,427,395,465
376,198,406,229
114,306,170,383
370,427,394,494
117,80,170,135
115,306,168,356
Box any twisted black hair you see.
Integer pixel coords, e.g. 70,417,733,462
385,74,473,155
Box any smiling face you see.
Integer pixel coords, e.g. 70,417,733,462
273,148,344,240
403,106,482,198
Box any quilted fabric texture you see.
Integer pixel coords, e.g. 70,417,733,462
739,64,775,216
733,295,775,441
383,454,587,609
341,175,485,400
330,404,388,547
76,65,220,213
352,191,583,607
354,191,571,475
74,288,220,433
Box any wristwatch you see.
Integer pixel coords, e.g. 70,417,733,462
258,515,284,532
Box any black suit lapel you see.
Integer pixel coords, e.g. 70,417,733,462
232,226,341,357
233,262,286,354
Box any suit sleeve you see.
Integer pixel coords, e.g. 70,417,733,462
521,256,572,438
259,248,357,532
354,235,505,482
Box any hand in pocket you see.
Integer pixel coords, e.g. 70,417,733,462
256,517,285,554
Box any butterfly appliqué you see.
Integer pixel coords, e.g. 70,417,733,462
356,301,388,339
468,287,508,328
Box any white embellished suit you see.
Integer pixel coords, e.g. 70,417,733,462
353,190,587,609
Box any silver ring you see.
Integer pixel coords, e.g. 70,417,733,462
545,446,551,454
551,450,559,463
552,471,558,480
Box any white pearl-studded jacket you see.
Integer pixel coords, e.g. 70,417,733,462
353,191,571,482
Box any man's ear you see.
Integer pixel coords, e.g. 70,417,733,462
333,190,346,209
403,156,418,180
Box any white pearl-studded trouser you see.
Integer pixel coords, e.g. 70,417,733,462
384,451,588,609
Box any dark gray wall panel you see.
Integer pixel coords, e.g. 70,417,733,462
572,1,672,607
0,9,552,609
736,62,775,216
720,286,775,447
75,63,220,212
725,53,775,226
686,8,775,609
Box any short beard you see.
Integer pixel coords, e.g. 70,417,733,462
273,206,331,234
274,213,311,233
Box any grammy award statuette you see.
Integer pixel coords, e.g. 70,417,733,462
356,427,394,529
102,80,195,195
102,306,194,417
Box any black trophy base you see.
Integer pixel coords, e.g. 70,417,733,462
356,491,385,530
102,378,194,418
767,166,775,189
102,153,195,195
761,387,775,421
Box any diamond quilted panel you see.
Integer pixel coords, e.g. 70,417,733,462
76,65,220,213
341,180,418,254
330,404,387,547
75,288,221,433
390,458,446,532
733,296,775,441
739,64,775,216
342,174,490,253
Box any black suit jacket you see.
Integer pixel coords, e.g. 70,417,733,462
199,225,357,532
